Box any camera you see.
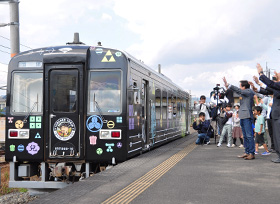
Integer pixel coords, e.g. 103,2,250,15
213,84,220,91
272,76,277,81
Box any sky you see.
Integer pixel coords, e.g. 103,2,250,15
1,0,280,98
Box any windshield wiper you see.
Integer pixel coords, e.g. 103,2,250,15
93,93,106,123
23,102,38,123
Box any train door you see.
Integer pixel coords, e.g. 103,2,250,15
141,80,148,145
45,65,83,159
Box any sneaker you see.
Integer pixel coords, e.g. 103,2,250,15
261,151,271,156
259,145,264,149
206,141,211,145
255,151,259,155
227,144,231,148
217,143,222,147
231,144,236,147
239,144,244,148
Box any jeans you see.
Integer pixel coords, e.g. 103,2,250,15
240,118,255,154
196,133,209,144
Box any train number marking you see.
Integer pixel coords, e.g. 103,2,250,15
86,115,103,132
26,142,40,155
15,120,24,129
107,121,115,129
89,136,97,145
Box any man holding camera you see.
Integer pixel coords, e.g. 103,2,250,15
194,95,211,121
223,77,256,160
193,112,211,145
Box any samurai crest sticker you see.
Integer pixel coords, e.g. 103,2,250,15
53,118,76,141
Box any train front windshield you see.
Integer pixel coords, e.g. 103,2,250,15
11,72,43,114
88,71,122,114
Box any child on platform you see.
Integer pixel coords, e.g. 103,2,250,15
217,104,233,147
232,111,244,147
254,106,271,155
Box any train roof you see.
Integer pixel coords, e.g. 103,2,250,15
121,50,189,95
11,45,189,96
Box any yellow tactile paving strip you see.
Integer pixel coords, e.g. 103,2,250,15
102,143,197,204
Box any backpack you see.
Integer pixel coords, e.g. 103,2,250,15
208,125,215,138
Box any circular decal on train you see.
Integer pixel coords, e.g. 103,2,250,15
53,118,76,141
107,121,115,129
15,120,24,129
86,115,103,132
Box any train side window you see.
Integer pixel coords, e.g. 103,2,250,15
168,92,172,119
172,94,177,117
155,88,161,120
162,91,167,119
177,97,181,116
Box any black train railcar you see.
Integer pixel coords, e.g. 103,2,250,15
5,45,190,189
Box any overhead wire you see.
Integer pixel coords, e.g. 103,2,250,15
0,49,10,54
0,34,33,50
0,44,10,49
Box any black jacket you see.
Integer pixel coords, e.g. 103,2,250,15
193,120,212,136
260,75,280,119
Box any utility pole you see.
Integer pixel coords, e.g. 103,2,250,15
9,0,20,57
0,0,20,57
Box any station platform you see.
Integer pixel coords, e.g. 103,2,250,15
32,133,280,204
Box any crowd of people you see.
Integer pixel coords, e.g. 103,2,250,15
193,63,280,163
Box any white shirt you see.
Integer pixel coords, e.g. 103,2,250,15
210,95,229,114
267,97,273,119
194,103,210,120
210,95,229,105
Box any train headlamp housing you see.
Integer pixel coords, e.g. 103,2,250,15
99,129,122,140
8,129,30,139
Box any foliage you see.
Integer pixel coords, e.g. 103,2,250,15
19,188,28,193
0,109,4,117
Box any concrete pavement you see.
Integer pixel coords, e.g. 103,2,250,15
32,133,280,204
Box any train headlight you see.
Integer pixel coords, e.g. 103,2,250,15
99,129,122,140
19,130,29,138
100,131,110,139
